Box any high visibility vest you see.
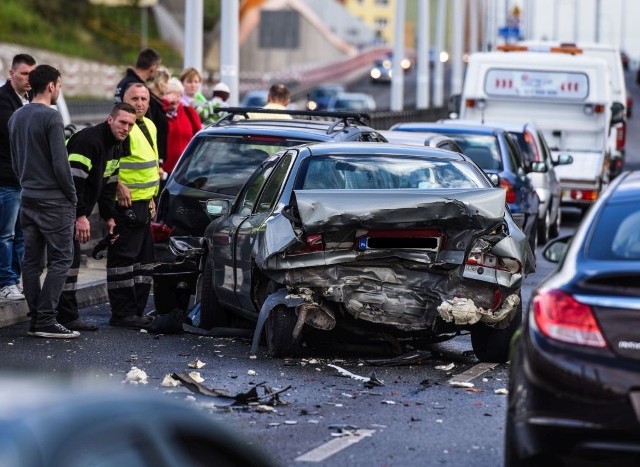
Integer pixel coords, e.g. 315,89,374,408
119,117,160,201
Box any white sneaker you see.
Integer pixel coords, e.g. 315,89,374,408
0,284,25,301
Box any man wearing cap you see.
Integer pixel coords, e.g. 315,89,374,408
197,82,230,125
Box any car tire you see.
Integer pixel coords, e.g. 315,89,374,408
537,209,550,246
549,204,561,239
199,255,229,329
265,304,301,358
470,300,522,363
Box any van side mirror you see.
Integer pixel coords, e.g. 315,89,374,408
529,161,547,173
553,153,573,166
611,102,625,125
488,173,500,186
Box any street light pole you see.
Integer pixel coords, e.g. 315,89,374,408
220,0,240,106
183,0,203,72
416,0,430,109
391,0,406,111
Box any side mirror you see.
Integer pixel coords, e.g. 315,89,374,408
488,173,500,186
529,161,547,173
205,199,230,218
542,235,571,263
553,153,574,166
611,101,625,125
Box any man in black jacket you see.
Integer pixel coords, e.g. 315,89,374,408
55,103,137,331
114,48,168,166
0,54,35,301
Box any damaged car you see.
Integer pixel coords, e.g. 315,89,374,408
200,142,535,362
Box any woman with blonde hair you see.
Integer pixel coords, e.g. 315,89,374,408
178,67,207,108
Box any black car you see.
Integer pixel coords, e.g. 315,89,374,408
506,170,640,465
153,108,387,312
200,142,535,361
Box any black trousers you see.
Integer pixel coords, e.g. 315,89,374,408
56,236,82,324
107,201,154,319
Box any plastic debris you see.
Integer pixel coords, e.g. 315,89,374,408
248,369,257,376
449,380,474,388
327,364,385,387
256,405,277,413
188,359,206,369
188,371,204,383
494,388,509,395
124,366,148,385
161,374,181,387
435,363,455,371
366,350,432,366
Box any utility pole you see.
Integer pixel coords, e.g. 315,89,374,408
433,0,446,107
183,0,203,73
220,0,240,106
391,0,406,111
416,0,430,109
451,0,464,95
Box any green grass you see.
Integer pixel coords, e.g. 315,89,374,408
0,0,220,68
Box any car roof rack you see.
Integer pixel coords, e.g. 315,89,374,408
213,107,371,129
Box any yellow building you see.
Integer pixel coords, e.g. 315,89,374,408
342,0,398,45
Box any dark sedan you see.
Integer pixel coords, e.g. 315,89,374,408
390,122,541,251
201,142,535,362
505,170,640,465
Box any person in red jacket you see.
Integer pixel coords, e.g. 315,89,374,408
162,78,201,177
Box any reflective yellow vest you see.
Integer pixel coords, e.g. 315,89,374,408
119,117,159,201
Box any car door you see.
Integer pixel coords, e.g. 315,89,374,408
234,151,296,312
210,157,281,310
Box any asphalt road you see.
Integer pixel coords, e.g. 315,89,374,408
1,69,639,467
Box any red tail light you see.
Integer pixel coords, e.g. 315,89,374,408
298,233,324,253
533,289,607,348
499,178,516,204
151,221,174,243
616,122,626,151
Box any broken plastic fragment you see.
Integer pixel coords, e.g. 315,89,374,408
123,366,148,385
188,371,204,383
256,405,277,413
494,388,509,395
435,362,455,371
161,374,181,387
328,364,384,387
247,369,257,376
188,359,206,369
449,381,474,388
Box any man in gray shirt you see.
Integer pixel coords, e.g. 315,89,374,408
9,64,79,339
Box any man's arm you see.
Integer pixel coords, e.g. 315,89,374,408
49,112,77,204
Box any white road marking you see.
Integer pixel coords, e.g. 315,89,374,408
295,429,376,463
448,362,498,385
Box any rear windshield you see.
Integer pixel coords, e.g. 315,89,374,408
588,201,640,260
295,155,487,190
426,132,503,171
172,135,302,194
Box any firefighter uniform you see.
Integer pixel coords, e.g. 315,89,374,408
57,121,121,325
107,117,159,321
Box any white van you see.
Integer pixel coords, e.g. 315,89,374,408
454,47,625,211
518,41,629,176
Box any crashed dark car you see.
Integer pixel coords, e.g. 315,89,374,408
200,142,535,362
153,108,387,312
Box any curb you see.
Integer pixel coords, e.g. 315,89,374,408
0,281,108,329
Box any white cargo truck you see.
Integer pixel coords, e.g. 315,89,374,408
453,47,625,211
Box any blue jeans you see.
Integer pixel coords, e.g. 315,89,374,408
0,186,24,288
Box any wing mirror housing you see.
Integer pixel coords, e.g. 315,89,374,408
205,199,230,218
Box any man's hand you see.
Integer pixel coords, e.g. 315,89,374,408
117,182,132,207
149,199,156,220
75,215,91,244
106,218,116,235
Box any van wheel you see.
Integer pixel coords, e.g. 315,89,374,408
470,301,522,363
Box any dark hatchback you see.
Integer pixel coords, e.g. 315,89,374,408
153,108,387,312
506,170,640,466
389,121,541,251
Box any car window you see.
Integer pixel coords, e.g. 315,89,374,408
234,158,279,216
445,134,502,171
255,151,295,213
511,131,538,167
588,201,640,259
537,130,552,164
505,134,526,174
296,155,485,190
171,136,294,195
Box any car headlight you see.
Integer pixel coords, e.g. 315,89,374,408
401,58,411,70
371,68,382,79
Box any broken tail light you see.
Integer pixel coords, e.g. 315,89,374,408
298,233,324,253
151,221,174,243
499,178,516,204
466,252,520,274
533,289,607,348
